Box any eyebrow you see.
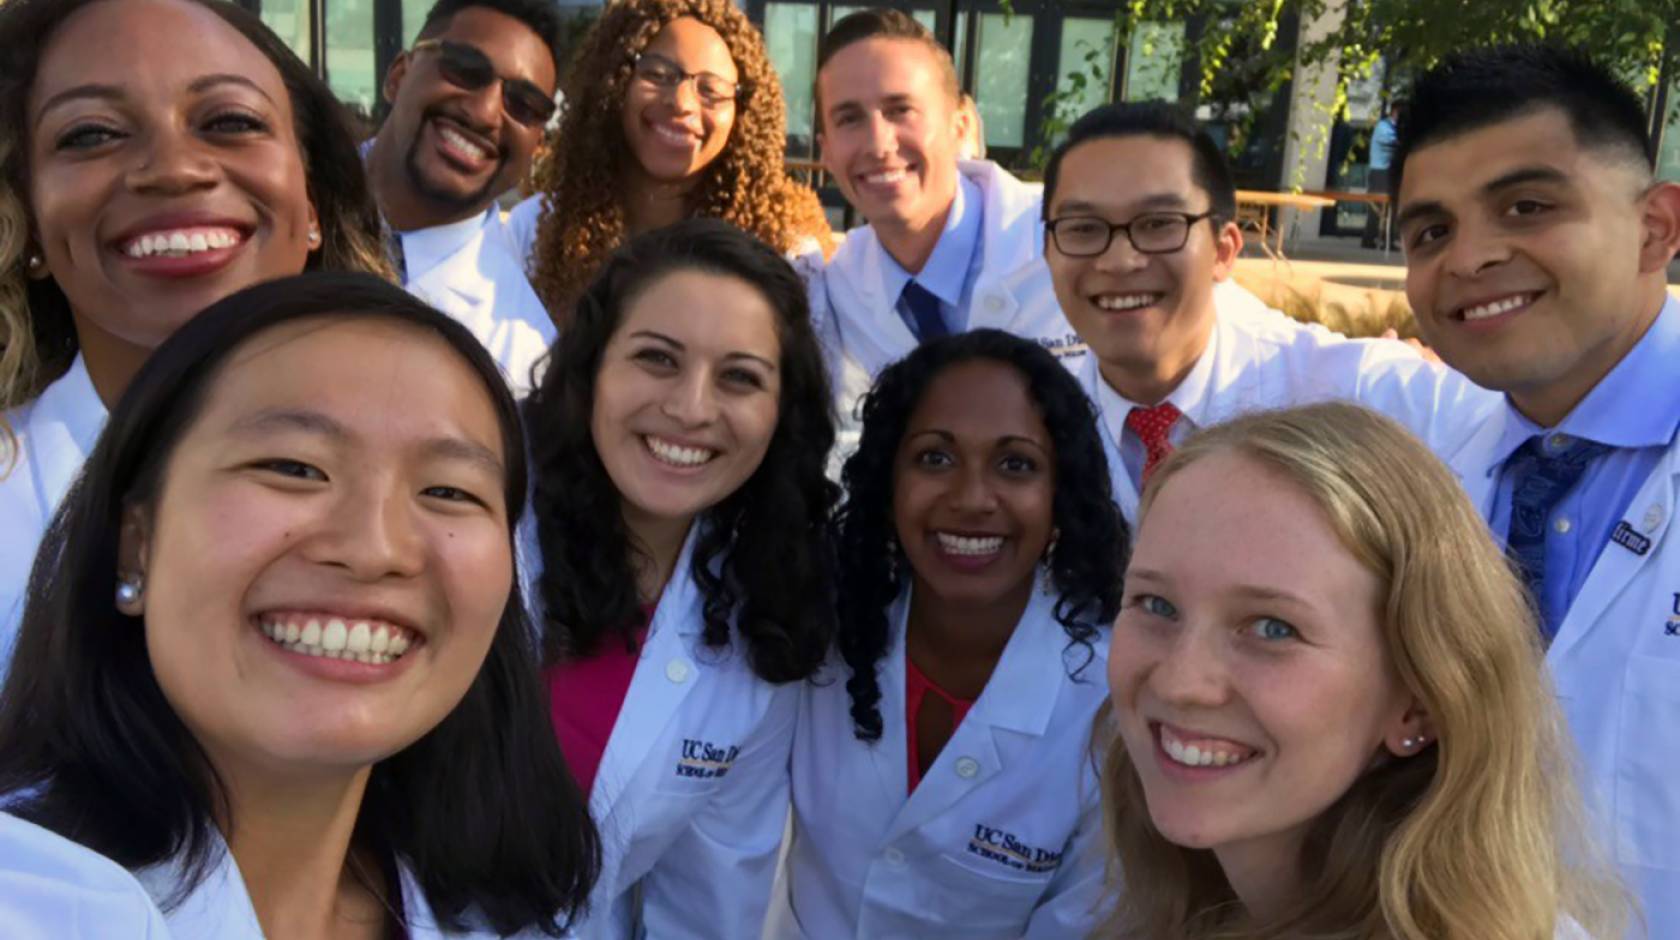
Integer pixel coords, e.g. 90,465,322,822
1052,193,1193,216
226,408,504,476
1123,567,1315,607
906,428,1051,453
1396,164,1572,229
34,73,275,129
628,329,778,372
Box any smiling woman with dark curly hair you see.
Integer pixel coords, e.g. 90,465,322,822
519,0,833,321
767,329,1128,938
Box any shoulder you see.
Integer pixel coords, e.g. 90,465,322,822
0,812,173,938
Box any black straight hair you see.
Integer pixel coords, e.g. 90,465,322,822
1042,100,1238,222
420,0,567,75
1391,44,1655,200
524,217,839,682
833,329,1128,741
0,272,598,936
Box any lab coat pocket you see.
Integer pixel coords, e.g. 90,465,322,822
929,851,1056,932
1616,654,1680,870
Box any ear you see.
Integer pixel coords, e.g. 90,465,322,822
1381,701,1436,759
1636,180,1680,275
949,96,975,153
116,504,151,617
383,51,412,107
1210,219,1244,281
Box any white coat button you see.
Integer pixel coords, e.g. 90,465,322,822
665,659,690,683
954,756,980,779
984,294,1005,312
882,847,906,867
1552,516,1572,535
1643,504,1666,533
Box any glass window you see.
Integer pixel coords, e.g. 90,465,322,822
1055,18,1117,129
765,2,820,141
1659,80,1680,183
324,0,379,120
259,0,311,61
829,6,962,69
402,0,431,49
974,13,1033,148
1124,21,1184,102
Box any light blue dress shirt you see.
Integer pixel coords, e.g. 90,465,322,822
877,173,986,339
1486,297,1680,635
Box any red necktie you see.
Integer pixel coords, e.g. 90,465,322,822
1126,402,1182,481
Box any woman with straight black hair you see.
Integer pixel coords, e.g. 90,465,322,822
523,217,836,938
768,329,1127,938
0,271,598,939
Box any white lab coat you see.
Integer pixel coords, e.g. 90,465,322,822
767,581,1109,939
1048,287,1501,523
0,356,105,664
400,209,556,395
1444,416,1680,939
0,811,172,939
520,521,799,939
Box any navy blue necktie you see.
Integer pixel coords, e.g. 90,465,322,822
900,280,948,342
1505,434,1609,638
386,228,408,283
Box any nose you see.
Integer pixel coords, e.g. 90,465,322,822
126,125,219,195
667,77,701,115
459,81,504,132
1145,623,1230,710
304,475,427,582
1092,228,1148,274
659,369,719,428
863,111,895,159
950,462,1000,515
1440,216,1512,279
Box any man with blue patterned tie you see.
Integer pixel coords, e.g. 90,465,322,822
1395,45,1680,935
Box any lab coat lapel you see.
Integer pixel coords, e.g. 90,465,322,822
884,583,1063,844
1547,448,1677,665
827,230,919,377
588,527,705,827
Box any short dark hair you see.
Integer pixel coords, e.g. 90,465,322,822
420,0,566,76
525,218,839,682
0,272,599,935
1391,44,1654,200
834,329,1126,742
1042,101,1237,222
814,8,959,133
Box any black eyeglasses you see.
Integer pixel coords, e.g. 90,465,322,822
411,39,556,128
1045,211,1218,257
632,52,742,108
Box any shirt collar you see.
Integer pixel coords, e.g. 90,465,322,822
395,207,493,282
1091,316,1220,443
1488,295,1680,467
877,172,983,307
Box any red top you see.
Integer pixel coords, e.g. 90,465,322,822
546,603,657,797
905,655,976,793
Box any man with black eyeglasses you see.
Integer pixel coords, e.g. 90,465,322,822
365,0,561,393
1034,102,1497,522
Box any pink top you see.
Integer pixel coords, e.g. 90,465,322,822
905,656,975,794
546,603,657,797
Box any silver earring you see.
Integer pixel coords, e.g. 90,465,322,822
25,251,45,274
306,225,321,248
115,576,143,608
1401,735,1429,750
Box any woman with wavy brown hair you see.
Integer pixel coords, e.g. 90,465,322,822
1097,402,1629,940
518,0,832,322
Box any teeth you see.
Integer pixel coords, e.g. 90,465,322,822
1160,726,1253,768
935,533,1004,556
653,124,697,145
438,125,490,161
1463,294,1530,321
258,614,414,666
645,435,716,467
121,227,242,259
863,169,908,185
1094,293,1160,312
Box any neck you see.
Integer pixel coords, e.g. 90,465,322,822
623,165,696,237
217,762,385,939
1214,829,1306,923
73,316,157,409
623,504,695,602
874,190,956,276
1096,319,1212,407
1507,283,1666,428
367,132,482,233
904,574,1032,698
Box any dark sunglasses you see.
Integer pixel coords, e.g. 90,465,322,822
411,39,556,128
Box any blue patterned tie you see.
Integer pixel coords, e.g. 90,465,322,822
1505,435,1608,638
900,280,948,342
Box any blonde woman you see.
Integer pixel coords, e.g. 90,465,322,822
1099,402,1628,940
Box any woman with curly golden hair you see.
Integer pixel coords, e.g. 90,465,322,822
520,0,832,321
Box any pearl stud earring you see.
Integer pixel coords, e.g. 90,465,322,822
115,576,143,608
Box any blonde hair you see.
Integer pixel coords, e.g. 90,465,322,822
528,0,833,322
1096,402,1628,940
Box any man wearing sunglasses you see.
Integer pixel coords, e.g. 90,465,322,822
365,0,561,392
1033,102,1497,523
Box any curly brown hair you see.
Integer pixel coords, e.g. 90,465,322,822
529,0,833,321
